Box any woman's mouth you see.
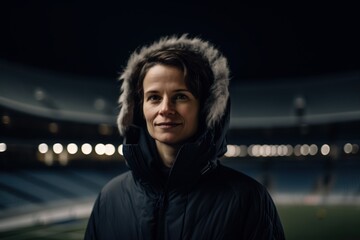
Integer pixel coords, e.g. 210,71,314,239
155,122,181,129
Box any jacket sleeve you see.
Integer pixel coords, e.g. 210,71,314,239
84,194,101,240
243,187,285,240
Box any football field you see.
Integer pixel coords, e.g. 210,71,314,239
277,204,360,240
0,204,359,240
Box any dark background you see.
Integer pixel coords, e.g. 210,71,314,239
1,2,359,83
0,4,360,239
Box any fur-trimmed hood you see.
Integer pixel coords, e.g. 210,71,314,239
117,34,230,136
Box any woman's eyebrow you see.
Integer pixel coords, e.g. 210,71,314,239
144,89,190,94
144,90,159,95
173,89,191,93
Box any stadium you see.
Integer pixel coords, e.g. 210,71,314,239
1,3,359,240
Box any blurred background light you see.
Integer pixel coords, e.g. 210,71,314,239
81,143,92,155
300,144,310,156
309,144,318,156
38,143,49,154
118,144,123,156
321,144,330,156
2,115,10,125
225,145,236,157
67,143,78,154
344,143,352,154
294,144,301,157
352,144,359,154
49,122,59,134
53,143,63,154
95,143,106,155
104,144,115,156
0,143,7,152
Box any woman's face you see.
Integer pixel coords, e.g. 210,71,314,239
142,64,199,146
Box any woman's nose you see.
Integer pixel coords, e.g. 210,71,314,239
159,98,175,115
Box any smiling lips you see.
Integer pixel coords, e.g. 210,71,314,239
155,122,181,129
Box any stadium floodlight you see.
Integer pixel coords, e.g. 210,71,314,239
321,144,330,155
0,143,6,152
38,143,49,154
81,143,92,155
118,144,123,155
225,145,236,157
105,144,115,156
67,143,78,154
309,144,318,156
53,143,63,154
294,144,301,157
95,143,106,155
300,144,310,156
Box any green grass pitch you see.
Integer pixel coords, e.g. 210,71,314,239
0,204,359,240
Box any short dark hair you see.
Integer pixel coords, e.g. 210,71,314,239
136,48,214,110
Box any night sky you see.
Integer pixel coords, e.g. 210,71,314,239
1,2,359,83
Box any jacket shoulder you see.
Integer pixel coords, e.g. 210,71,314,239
217,164,264,188
215,164,285,239
101,170,134,195
212,163,272,201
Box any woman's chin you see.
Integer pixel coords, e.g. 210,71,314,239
154,134,184,146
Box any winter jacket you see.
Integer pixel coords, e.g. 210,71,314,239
84,35,285,240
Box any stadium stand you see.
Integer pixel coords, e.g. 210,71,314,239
0,61,359,232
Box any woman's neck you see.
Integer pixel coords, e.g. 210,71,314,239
155,141,180,168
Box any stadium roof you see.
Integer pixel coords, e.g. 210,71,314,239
1,61,359,129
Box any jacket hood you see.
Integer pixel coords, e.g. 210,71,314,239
117,34,230,137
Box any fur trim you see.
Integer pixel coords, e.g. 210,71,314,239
117,34,230,136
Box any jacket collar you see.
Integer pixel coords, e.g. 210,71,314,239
122,126,219,191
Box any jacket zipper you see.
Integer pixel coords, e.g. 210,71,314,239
155,192,165,209
155,158,175,239
155,191,167,240
128,145,168,239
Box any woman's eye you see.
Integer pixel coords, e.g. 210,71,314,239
147,95,161,101
174,94,188,101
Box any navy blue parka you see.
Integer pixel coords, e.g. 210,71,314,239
84,35,285,240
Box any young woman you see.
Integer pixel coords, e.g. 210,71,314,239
85,34,285,240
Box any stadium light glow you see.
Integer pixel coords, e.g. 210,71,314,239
225,145,236,157
49,122,59,134
118,144,123,155
352,144,359,154
67,143,78,154
276,145,286,156
309,144,318,155
0,143,6,152
81,143,92,155
95,143,106,155
234,145,241,157
300,144,310,156
53,143,63,154
271,145,277,156
217,143,354,158
265,145,272,157
294,144,301,157
105,144,115,156
286,145,293,156
247,145,253,157
250,145,260,157
1,115,10,125
258,145,265,157
239,145,247,157
44,155,54,166
321,144,330,155
343,143,352,154
38,143,49,154
59,152,69,166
